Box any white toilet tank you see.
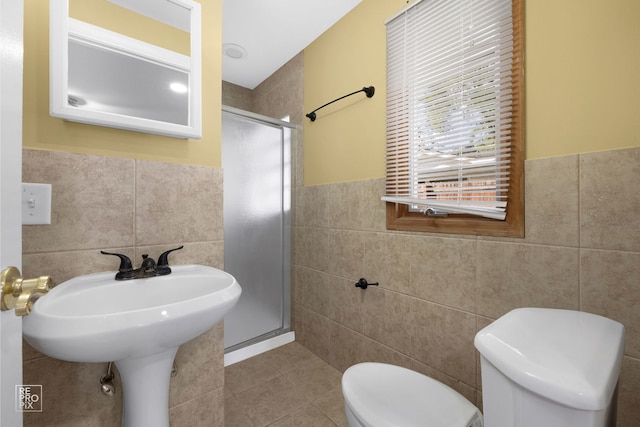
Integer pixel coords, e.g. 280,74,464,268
475,308,625,427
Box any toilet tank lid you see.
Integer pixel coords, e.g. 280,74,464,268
474,308,625,411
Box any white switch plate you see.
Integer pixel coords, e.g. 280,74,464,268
22,183,52,225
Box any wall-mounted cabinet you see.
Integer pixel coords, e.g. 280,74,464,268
50,0,202,139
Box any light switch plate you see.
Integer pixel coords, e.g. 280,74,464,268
22,183,52,225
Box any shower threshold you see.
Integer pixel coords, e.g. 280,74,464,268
224,330,295,367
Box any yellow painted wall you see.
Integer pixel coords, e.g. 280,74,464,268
526,0,639,159
304,0,640,185
23,0,222,167
303,0,405,186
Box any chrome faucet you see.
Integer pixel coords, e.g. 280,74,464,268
100,246,183,281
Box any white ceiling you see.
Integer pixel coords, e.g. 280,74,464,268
222,0,362,90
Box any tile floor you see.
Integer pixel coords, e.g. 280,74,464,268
224,342,348,426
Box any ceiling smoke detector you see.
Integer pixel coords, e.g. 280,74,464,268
223,43,247,59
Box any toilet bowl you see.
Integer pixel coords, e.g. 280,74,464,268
342,363,483,427
342,308,625,427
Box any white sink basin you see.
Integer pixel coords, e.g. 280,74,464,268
22,264,241,427
23,264,241,362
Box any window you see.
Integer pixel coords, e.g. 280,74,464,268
383,0,524,237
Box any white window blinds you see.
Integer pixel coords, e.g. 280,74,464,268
383,0,515,220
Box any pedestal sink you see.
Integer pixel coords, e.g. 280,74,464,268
22,264,241,427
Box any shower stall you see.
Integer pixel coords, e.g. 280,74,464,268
221,106,293,354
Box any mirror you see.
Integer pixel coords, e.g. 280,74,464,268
50,0,202,139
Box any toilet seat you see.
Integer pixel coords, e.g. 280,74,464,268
342,363,482,427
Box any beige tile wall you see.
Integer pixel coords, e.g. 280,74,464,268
21,148,225,427
293,147,640,426
223,53,304,126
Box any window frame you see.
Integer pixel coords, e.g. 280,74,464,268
384,0,525,237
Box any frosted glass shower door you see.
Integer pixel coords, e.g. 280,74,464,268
222,109,291,350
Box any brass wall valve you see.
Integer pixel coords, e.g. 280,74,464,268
1,267,52,316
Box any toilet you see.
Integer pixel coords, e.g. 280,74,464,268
342,308,625,427
343,362,483,427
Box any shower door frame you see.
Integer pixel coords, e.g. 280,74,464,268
221,105,294,352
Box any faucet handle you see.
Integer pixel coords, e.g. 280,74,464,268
157,246,184,267
100,251,133,272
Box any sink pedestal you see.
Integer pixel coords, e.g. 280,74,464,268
115,347,179,427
